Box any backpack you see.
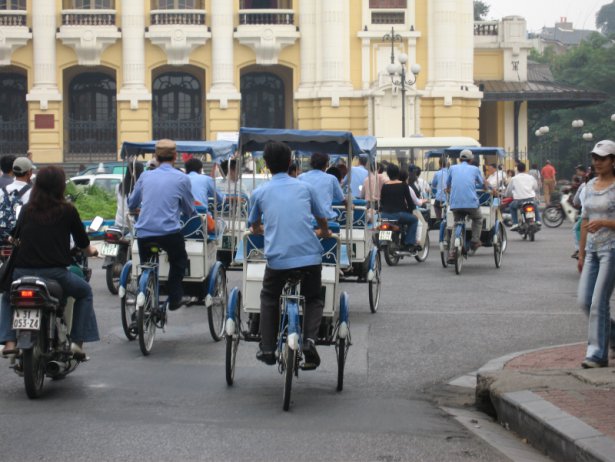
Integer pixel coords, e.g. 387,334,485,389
0,184,32,235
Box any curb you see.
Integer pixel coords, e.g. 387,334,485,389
470,344,615,462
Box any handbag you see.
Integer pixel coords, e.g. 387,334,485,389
0,216,22,292
0,242,18,292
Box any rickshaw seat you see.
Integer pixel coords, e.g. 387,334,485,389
181,214,206,240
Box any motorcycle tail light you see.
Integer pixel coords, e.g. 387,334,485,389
104,231,121,243
380,223,390,230
525,206,535,212
0,246,12,257
20,290,34,298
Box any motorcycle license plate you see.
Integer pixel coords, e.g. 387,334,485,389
101,242,119,257
12,309,41,330
379,231,392,241
525,211,535,219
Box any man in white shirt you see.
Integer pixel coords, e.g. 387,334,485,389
485,163,506,192
0,157,33,237
505,162,541,230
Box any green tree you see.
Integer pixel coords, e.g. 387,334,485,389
474,0,489,21
596,1,615,36
528,33,615,178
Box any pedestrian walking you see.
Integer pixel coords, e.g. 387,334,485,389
577,140,615,368
541,160,557,205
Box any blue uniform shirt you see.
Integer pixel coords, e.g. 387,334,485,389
248,173,326,270
188,171,222,206
298,169,345,219
346,165,368,198
128,163,195,238
432,168,449,202
446,161,484,209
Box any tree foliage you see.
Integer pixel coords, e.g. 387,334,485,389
474,0,489,21
596,1,615,37
528,34,615,178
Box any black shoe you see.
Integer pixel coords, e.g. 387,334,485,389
168,295,195,311
447,249,457,264
301,339,320,371
256,346,276,366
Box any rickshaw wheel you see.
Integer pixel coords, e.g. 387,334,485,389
336,337,347,392
494,227,504,268
368,251,381,313
225,290,242,386
282,343,296,411
138,271,157,356
440,229,450,268
208,266,227,342
415,233,430,263
454,244,464,275
120,267,138,341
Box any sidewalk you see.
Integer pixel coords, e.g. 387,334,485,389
476,343,615,462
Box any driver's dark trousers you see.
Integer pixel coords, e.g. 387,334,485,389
452,208,483,244
260,264,323,352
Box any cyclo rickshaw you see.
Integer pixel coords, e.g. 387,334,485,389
438,147,507,275
117,140,232,355
225,128,359,411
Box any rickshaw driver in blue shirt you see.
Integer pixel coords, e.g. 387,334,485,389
445,149,488,258
185,157,223,207
344,155,369,198
249,141,332,369
128,139,196,311
298,152,345,220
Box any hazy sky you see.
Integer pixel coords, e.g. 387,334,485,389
485,0,609,32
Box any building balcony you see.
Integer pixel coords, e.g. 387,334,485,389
0,10,31,66
235,9,298,65
150,9,206,26
57,9,121,66
238,9,294,25
146,9,211,65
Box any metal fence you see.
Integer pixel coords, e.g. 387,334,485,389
153,117,203,141
0,116,28,155
66,118,117,161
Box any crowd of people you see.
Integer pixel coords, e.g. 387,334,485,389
0,138,614,372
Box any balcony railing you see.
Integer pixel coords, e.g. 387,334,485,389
238,9,294,26
67,118,117,155
0,10,26,26
474,21,499,36
0,116,28,156
61,9,116,26
371,11,405,24
150,9,206,26
153,117,203,141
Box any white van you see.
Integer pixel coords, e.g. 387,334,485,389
376,136,481,182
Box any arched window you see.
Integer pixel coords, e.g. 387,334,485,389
241,72,285,129
67,72,117,157
0,73,27,155
153,72,203,140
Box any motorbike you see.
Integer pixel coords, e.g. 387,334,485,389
515,200,540,241
7,217,102,399
101,226,129,294
377,213,429,266
543,188,579,228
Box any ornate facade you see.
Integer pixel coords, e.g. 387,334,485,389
0,1,529,163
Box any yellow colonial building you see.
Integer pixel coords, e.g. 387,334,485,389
0,0,535,164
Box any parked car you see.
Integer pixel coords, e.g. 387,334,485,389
78,161,147,176
69,173,123,195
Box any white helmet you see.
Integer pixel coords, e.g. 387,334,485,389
460,149,474,161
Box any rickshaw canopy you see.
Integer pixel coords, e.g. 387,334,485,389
444,146,506,158
120,140,236,162
238,128,370,160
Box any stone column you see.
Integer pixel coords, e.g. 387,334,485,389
296,0,316,96
427,0,460,88
208,0,240,108
117,0,151,109
319,0,352,90
26,0,61,109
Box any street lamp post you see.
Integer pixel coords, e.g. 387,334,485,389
535,125,549,165
383,27,420,139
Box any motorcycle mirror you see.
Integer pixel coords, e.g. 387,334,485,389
88,216,104,233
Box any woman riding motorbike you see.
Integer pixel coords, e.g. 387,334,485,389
380,164,424,252
0,166,99,358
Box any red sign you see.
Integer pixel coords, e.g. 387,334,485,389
34,114,54,129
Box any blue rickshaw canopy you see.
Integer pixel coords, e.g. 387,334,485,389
120,140,236,163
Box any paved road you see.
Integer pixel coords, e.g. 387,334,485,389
0,224,586,461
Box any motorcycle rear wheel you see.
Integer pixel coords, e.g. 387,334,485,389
23,331,46,399
106,258,124,295
383,244,400,266
543,206,564,228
